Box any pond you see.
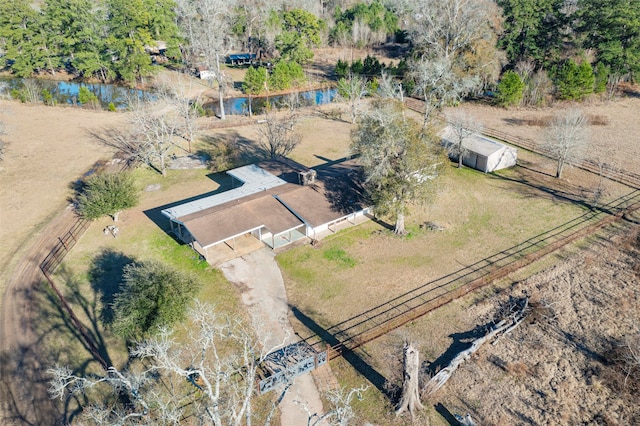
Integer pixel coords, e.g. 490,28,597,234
0,77,338,114
204,87,338,116
0,77,153,109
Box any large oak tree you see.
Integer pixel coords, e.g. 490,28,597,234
351,99,444,234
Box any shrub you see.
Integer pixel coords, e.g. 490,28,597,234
554,59,595,100
42,89,54,105
112,260,201,339
350,58,364,75
78,86,99,108
77,172,139,221
496,70,524,107
362,55,383,76
10,88,25,102
335,59,349,78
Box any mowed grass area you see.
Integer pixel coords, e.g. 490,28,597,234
31,113,357,420
279,157,633,424
279,162,607,329
39,166,243,372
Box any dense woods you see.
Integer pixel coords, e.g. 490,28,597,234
0,0,638,102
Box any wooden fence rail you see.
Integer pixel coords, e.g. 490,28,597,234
40,217,90,275
296,189,640,359
404,96,640,189
481,127,640,189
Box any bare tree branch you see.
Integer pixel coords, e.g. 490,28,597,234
543,109,590,178
257,110,301,159
48,302,292,425
444,110,484,168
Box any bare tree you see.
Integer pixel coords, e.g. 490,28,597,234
49,302,290,425
155,75,202,153
93,98,180,176
526,69,553,107
516,61,552,107
606,74,623,100
395,342,424,419
337,73,370,124
403,0,501,121
408,0,499,60
377,71,405,102
445,110,484,168
620,333,640,386
20,79,42,103
543,109,590,178
49,365,159,424
128,99,181,176
282,91,301,112
296,386,369,426
233,0,271,51
257,110,301,159
176,0,236,120
410,57,479,127
588,134,619,207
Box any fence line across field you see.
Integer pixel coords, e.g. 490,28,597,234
36,112,640,392
295,189,640,361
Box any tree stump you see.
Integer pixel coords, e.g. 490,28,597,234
395,342,424,419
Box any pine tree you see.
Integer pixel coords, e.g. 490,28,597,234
497,70,524,106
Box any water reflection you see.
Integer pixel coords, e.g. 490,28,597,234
0,78,153,109
204,87,338,116
0,77,337,115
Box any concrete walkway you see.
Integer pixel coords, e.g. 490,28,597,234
220,248,327,425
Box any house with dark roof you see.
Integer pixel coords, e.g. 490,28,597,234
161,158,371,264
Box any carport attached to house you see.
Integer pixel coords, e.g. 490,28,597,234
175,192,306,261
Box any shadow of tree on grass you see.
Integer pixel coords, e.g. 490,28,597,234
88,249,135,325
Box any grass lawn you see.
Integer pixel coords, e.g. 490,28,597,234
39,166,243,372
278,157,633,425
278,162,599,328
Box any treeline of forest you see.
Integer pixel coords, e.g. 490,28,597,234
0,0,638,103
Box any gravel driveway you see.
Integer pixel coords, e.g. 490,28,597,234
220,248,327,425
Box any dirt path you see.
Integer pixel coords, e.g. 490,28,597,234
220,249,329,425
0,206,79,424
0,100,122,424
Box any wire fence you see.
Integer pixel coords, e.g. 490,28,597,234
403,96,640,189
37,159,128,371
296,189,640,359
37,96,640,376
39,217,89,275
480,127,640,189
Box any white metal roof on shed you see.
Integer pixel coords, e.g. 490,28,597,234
161,164,286,220
441,127,507,157
226,164,287,187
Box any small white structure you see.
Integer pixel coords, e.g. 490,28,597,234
196,66,216,80
442,127,517,173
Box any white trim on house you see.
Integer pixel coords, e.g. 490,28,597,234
159,161,370,262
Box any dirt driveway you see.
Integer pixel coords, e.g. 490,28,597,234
220,249,328,425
